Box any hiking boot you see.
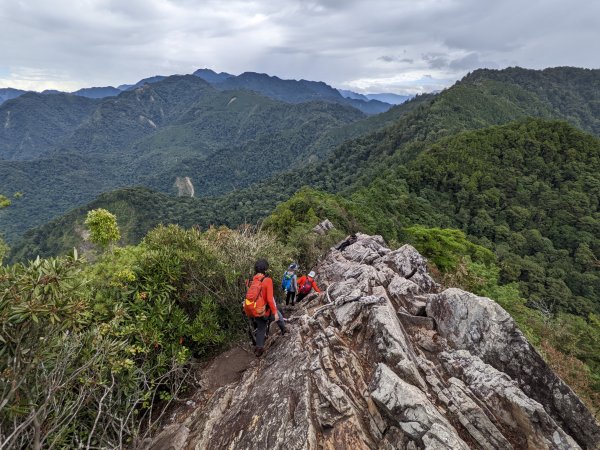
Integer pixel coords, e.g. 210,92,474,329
254,347,264,357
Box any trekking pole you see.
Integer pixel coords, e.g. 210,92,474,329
241,308,256,346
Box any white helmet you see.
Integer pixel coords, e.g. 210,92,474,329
308,271,316,278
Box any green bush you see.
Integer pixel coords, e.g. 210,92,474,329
85,208,121,250
403,226,494,272
263,187,348,269
0,194,10,209
0,223,289,447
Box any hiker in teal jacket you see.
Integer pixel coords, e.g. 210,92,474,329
281,263,298,306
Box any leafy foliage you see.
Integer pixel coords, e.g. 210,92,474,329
85,208,120,250
402,226,494,272
0,222,289,447
0,195,10,209
263,187,351,268
0,239,7,264
0,194,9,263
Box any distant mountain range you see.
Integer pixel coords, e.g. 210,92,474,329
72,86,122,98
0,88,27,104
0,69,410,115
193,69,394,115
2,73,403,241
337,89,412,105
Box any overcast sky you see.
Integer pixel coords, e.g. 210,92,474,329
1,0,599,94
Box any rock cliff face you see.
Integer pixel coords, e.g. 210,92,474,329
146,234,600,450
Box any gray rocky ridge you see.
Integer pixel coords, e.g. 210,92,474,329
146,233,600,449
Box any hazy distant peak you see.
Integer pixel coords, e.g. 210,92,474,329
193,68,234,83
0,88,28,105
117,75,167,91
72,86,122,99
337,89,412,105
41,89,64,95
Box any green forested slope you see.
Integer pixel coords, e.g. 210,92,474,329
131,98,365,194
354,119,600,315
56,75,216,155
10,67,600,259
462,67,600,134
0,78,371,241
0,93,99,160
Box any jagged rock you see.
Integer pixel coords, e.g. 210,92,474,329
379,244,439,293
371,363,470,449
313,219,335,235
397,311,436,330
441,377,513,450
427,288,600,449
440,350,580,450
146,233,600,450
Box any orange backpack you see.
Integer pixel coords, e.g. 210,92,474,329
244,276,267,318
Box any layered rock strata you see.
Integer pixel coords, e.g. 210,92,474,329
147,233,600,450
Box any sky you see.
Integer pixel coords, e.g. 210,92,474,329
0,0,599,94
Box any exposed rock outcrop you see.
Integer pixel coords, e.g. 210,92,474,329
313,219,335,235
146,233,600,450
175,176,195,197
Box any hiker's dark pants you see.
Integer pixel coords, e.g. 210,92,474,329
253,317,269,349
296,292,309,302
285,290,296,305
275,309,286,333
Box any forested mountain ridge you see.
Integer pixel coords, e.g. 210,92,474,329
0,87,27,105
1,74,410,242
55,75,217,155
0,92,100,160
5,95,431,260
9,66,600,260
195,70,393,114
71,86,122,99
459,67,600,134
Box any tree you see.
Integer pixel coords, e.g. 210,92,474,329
0,239,7,264
0,194,10,209
0,195,10,263
85,208,121,250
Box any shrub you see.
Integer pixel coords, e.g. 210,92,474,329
403,226,495,272
1,223,289,447
85,208,121,250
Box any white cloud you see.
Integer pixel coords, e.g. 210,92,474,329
0,0,598,94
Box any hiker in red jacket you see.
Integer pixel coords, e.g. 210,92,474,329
296,270,320,302
245,259,280,357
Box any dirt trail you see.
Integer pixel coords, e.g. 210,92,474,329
201,345,255,393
